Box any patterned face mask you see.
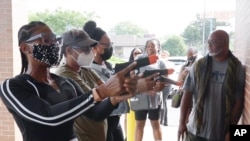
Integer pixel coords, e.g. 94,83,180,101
29,43,61,67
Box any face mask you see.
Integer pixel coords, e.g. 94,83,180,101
73,49,94,67
31,43,60,67
100,46,113,60
188,56,196,63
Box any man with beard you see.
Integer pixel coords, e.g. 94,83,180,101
177,30,245,141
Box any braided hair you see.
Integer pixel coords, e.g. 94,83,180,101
18,21,47,74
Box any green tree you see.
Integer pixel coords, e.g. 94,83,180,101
110,21,148,37
162,35,187,56
28,8,99,35
182,25,201,47
193,18,217,42
182,17,218,55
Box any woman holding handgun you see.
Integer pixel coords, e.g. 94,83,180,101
0,21,138,141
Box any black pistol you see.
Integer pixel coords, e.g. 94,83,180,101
114,55,158,77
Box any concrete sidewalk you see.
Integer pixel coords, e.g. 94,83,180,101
121,99,180,141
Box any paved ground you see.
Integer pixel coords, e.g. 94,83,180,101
120,99,180,141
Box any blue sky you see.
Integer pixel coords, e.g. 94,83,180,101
26,0,235,37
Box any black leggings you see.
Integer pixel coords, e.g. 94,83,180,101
106,115,124,141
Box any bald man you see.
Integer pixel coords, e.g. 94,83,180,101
177,30,245,141
177,47,199,84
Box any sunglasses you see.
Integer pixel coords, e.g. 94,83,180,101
26,33,62,45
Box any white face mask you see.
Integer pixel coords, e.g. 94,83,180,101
72,49,94,67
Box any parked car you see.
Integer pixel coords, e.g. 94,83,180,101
167,56,186,80
168,56,186,71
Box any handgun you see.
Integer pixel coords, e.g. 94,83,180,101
142,68,175,78
114,55,158,77
158,76,181,86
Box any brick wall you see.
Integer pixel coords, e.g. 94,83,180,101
0,0,15,140
235,0,250,124
0,0,27,141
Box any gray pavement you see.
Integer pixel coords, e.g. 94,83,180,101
121,99,180,141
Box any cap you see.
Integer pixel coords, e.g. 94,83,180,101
62,29,98,48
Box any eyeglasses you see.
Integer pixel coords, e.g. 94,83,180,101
25,33,62,45
207,39,218,47
71,46,92,54
99,42,113,48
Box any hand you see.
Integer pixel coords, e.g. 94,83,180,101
123,70,138,95
185,67,191,71
176,81,183,87
225,131,230,141
137,73,158,92
96,62,138,98
168,68,175,75
153,81,165,92
177,122,187,141
110,70,138,105
180,70,188,79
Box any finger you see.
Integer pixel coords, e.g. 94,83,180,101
124,77,138,86
152,86,156,91
124,82,137,91
129,70,136,78
168,68,175,75
125,87,137,94
118,61,137,76
177,131,182,141
119,93,134,100
176,81,182,86
124,82,137,94
181,132,186,141
137,72,143,78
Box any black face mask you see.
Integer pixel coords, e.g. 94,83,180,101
188,56,196,63
31,43,60,67
100,46,113,60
